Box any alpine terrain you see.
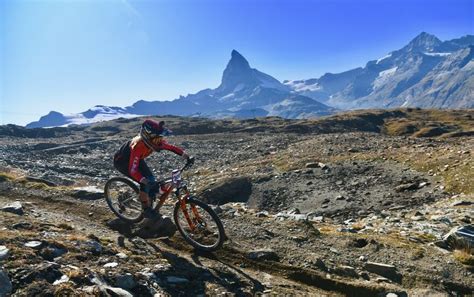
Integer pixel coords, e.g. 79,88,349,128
1,109,473,295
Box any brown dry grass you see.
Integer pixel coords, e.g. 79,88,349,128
453,249,474,266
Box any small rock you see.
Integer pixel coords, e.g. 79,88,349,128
116,252,128,259
318,162,328,169
330,247,339,254
418,182,429,189
24,241,43,249
115,273,136,289
411,215,425,221
312,258,327,271
386,293,398,297
247,249,280,261
289,214,308,221
101,286,133,297
12,222,32,229
71,186,104,200
0,246,9,261
336,195,345,200
305,162,319,168
84,240,103,255
166,276,189,284
364,262,402,283
0,268,12,296
53,275,70,285
288,208,301,215
1,201,24,215
256,211,269,218
334,265,358,278
395,183,418,192
309,215,324,222
450,201,473,207
104,262,119,268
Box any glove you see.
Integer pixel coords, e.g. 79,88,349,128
186,155,195,166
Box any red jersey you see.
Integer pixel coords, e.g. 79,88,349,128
115,136,184,182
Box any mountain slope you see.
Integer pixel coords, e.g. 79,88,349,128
287,32,474,109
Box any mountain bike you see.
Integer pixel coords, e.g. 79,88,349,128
104,158,225,251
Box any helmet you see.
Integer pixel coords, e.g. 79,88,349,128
140,119,171,150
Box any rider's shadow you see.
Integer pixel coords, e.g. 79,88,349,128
146,241,265,296
106,217,175,239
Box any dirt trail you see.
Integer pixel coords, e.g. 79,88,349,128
0,185,337,296
0,181,421,296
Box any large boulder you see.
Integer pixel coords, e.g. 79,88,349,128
134,216,176,239
199,177,252,205
442,225,474,252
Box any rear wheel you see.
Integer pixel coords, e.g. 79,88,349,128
174,197,225,252
104,177,143,223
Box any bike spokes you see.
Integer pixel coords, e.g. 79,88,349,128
174,198,224,251
105,178,143,222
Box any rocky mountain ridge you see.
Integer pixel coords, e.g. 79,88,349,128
286,32,474,109
26,33,473,128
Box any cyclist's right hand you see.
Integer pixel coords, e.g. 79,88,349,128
186,156,195,166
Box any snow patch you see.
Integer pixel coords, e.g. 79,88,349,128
373,67,398,89
284,80,321,92
423,52,451,57
56,112,141,127
219,93,235,101
376,53,392,64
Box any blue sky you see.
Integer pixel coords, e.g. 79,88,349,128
1,0,473,125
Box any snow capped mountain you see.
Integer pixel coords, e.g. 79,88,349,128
27,50,333,128
286,32,474,109
27,106,140,128
26,33,473,128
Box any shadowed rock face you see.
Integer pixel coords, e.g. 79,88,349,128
199,177,252,205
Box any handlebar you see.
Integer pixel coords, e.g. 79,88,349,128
180,156,195,173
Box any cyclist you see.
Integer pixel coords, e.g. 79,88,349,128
113,119,191,219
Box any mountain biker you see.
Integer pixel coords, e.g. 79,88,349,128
113,119,191,219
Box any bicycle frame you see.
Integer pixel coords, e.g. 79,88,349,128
152,163,202,231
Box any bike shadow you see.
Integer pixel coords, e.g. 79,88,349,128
147,241,265,296
106,218,265,295
106,217,176,239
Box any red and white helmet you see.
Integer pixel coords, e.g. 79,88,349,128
140,119,171,150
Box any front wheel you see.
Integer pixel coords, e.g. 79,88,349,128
104,177,144,223
174,197,225,252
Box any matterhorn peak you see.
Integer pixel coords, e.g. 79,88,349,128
218,50,255,92
228,49,251,69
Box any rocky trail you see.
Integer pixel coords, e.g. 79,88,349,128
1,111,473,296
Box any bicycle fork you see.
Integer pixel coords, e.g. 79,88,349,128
180,197,203,231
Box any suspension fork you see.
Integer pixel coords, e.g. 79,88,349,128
179,194,197,230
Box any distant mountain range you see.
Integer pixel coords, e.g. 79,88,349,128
27,32,473,128
284,32,474,109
